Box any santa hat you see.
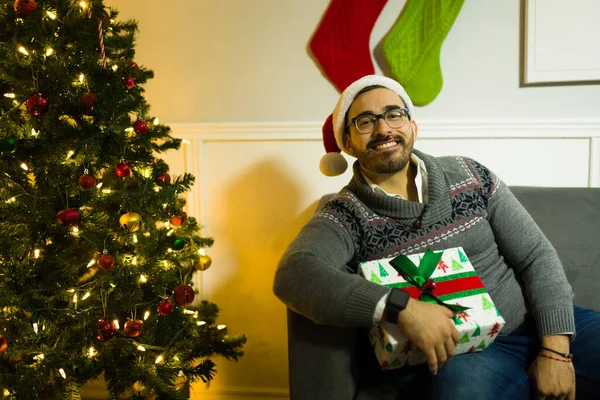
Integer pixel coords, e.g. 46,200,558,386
319,75,415,176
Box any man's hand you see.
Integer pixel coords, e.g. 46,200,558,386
529,335,575,400
396,298,459,375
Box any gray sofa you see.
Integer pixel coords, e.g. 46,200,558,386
286,186,600,399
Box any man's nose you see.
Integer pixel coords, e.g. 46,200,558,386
373,115,391,135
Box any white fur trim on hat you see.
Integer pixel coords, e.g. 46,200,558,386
331,75,415,154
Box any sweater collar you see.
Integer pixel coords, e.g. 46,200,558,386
346,149,452,225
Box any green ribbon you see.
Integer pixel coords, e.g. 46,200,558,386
389,249,469,314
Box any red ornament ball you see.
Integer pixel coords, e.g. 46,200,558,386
0,334,7,354
157,299,173,316
155,173,171,186
133,119,148,135
124,319,144,337
115,162,131,178
121,77,135,90
25,93,49,116
95,318,117,341
97,254,115,271
81,93,98,116
13,0,37,17
56,208,81,226
78,173,96,190
174,284,195,307
171,211,187,227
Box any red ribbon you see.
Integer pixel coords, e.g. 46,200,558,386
400,276,484,300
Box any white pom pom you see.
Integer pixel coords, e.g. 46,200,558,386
320,152,348,176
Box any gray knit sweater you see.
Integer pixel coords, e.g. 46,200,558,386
274,150,574,399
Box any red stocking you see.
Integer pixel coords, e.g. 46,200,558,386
310,0,388,92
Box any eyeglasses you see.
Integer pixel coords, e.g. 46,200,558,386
347,107,410,134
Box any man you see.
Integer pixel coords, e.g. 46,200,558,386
273,75,600,400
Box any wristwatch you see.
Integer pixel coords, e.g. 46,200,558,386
384,289,410,324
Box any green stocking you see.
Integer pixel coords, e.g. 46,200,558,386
382,0,464,106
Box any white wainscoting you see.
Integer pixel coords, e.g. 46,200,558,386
159,120,600,400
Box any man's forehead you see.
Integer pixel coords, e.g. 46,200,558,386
349,88,405,113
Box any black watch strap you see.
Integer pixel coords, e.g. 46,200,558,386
384,289,410,324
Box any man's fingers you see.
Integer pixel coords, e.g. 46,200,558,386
424,348,439,375
444,338,456,358
450,326,460,344
435,344,448,367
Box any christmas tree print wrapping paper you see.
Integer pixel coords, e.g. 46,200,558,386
358,247,505,370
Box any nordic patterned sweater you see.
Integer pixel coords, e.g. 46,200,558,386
274,149,575,339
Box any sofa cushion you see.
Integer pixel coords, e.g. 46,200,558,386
510,187,600,311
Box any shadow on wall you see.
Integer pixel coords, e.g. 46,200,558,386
192,157,323,392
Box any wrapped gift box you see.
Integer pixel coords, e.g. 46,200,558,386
358,247,505,370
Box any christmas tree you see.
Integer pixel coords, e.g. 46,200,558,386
0,1,246,398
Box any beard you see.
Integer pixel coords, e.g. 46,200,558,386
351,132,415,174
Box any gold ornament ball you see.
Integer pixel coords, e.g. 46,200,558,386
194,255,212,271
119,212,142,232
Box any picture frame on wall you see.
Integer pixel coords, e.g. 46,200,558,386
520,0,600,87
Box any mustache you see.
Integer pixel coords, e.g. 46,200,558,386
367,135,406,150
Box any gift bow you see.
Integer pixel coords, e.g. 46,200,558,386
389,249,469,313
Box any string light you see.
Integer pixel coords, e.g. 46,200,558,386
5,197,16,203
162,260,168,268
34,249,40,258
111,64,118,72
78,73,85,83
33,322,39,334
66,150,75,159
113,319,120,330
198,248,206,256
217,324,226,330
153,118,159,125
3,93,15,98
88,347,96,357
166,229,174,237
3,390,10,396
155,355,164,364
132,234,138,244
72,292,78,304
45,47,54,56
143,232,150,237
18,46,29,56
131,256,137,266
144,168,151,178
82,292,91,300
46,10,57,20
72,227,80,236
183,309,195,315
143,311,150,320
162,203,168,209
153,187,160,192
87,259,95,268
31,128,39,137
79,1,87,9
139,274,147,283
197,321,206,326
96,182,103,189
136,345,146,352
33,353,45,361
59,368,66,379
167,248,173,253
20,163,29,171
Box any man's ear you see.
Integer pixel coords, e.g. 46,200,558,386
411,120,419,142
343,133,355,156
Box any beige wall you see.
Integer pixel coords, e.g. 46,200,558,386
94,1,600,399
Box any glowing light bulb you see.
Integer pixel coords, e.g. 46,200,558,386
111,64,118,72
87,259,95,268
18,46,29,56
79,1,87,9
155,355,164,364
6,197,16,203
3,93,15,98
113,319,119,330
20,163,29,171
137,345,146,352
59,368,66,379
143,310,150,320
33,353,45,361
45,47,54,56
31,128,39,136
132,234,138,244
198,248,206,256
78,73,85,83
33,322,39,334
66,150,75,158
197,321,206,326
72,293,78,304
89,347,96,357
34,249,40,258
140,274,147,283
96,182,103,189
46,10,57,19
217,324,226,330
82,292,91,300
153,118,159,125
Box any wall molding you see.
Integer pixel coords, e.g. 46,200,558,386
170,120,600,140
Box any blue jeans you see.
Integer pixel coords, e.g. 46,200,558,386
385,306,600,399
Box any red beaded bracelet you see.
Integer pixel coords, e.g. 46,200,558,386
538,352,573,363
